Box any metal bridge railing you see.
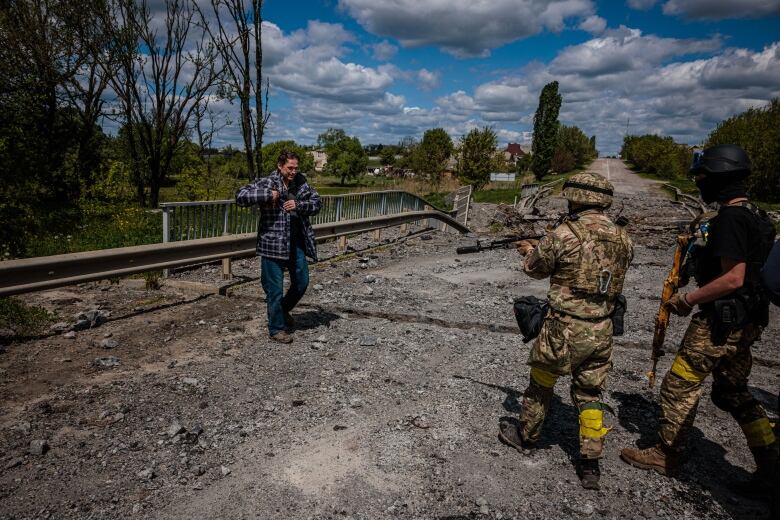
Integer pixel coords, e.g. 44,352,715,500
159,190,445,245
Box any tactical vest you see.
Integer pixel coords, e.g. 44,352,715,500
550,215,632,300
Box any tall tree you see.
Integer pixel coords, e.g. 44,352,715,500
318,129,367,185
531,81,562,180
196,0,269,179
412,128,454,184
457,127,498,190
104,0,218,207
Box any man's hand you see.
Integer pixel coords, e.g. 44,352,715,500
516,239,539,256
665,292,693,316
282,199,296,211
269,190,280,206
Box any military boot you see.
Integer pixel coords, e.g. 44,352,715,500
498,421,535,455
576,458,600,490
620,444,680,476
732,443,778,496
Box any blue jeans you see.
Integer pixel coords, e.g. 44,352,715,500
260,242,309,336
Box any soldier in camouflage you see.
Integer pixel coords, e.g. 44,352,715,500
621,145,777,499
499,172,634,490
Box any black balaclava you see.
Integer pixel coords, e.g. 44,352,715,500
695,175,748,204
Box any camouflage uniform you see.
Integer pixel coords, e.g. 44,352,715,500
520,173,634,460
658,313,770,452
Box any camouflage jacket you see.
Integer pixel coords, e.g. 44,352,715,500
523,209,634,319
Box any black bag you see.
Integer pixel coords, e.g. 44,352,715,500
611,294,627,336
513,296,548,343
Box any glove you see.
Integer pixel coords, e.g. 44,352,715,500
516,239,539,256
665,292,693,317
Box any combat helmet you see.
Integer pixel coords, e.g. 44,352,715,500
690,144,750,178
562,172,614,208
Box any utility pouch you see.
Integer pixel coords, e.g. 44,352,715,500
711,298,747,340
611,294,627,336
513,296,548,343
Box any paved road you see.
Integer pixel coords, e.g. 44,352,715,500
588,158,664,196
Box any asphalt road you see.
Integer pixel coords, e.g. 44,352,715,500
589,158,664,196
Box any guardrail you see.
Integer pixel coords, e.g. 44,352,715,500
160,190,457,244
514,179,562,213
0,210,471,297
662,183,707,217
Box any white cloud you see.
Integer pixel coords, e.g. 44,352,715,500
550,26,721,77
371,40,398,61
338,0,596,58
416,69,440,90
579,15,607,34
662,0,780,19
626,0,658,9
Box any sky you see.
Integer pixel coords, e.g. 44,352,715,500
154,0,780,155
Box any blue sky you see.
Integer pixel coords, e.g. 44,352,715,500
204,0,780,155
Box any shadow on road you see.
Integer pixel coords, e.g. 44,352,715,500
612,390,768,520
290,309,342,330
453,375,579,463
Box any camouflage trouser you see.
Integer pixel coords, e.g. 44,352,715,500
519,310,613,459
659,311,774,452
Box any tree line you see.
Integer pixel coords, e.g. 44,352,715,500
620,99,779,202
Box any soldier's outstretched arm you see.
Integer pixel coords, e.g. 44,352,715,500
522,234,557,279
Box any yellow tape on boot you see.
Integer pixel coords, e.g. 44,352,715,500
670,355,707,383
579,409,611,439
741,417,777,448
530,367,558,388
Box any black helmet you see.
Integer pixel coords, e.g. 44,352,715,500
690,144,750,176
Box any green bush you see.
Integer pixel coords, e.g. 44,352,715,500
0,297,54,337
706,99,780,203
621,135,689,179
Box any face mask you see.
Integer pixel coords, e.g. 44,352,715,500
695,176,748,204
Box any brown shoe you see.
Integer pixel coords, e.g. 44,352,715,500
620,445,680,476
270,331,293,344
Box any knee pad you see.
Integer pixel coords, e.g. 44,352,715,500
530,367,558,388
579,403,612,440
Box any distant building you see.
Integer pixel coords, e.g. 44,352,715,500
503,143,528,164
308,149,328,172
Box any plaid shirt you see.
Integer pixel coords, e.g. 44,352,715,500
235,170,322,261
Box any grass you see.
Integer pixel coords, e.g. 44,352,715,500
25,201,162,258
0,297,55,337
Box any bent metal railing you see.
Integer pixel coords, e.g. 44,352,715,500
0,211,471,297
159,190,461,243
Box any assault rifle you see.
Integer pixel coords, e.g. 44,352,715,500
647,233,693,387
457,234,543,255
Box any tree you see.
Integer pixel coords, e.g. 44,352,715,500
196,0,269,179
379,145,398,167
457,127,498,190
318,129,367,185
104,0,218,207
555,125,596,171
589,135,597,157
411,128,454,184
531,81,562,180
261,140,315,175
0,0,112,255
707,99,780,202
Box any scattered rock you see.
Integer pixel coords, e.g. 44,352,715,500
137,468,155,481
181,377,199,386
63,331,76,339
73,319,91,331
4,458,23,470
50,322,69,333
359,336,377,347
167,422,186,437
99,338,119,349
313,284,324,291
29,439,49,456
220,465,231,477
94,356,120,368
14,421,31,435
364,274,377,283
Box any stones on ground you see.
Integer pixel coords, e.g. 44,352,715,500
63,331,76,339
364,274,378,283
359,336,377,346
73,319,91,331
181,377,199,386
349,397,363,408
15,421,31,435
100,338,119,349
313,284,324,291
167,422,186,437
50,322,69,333
29,439,49,456
5,458,23,470
94,356,120,368
220,465,231,477
262,402,277,412
137,468,155,481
